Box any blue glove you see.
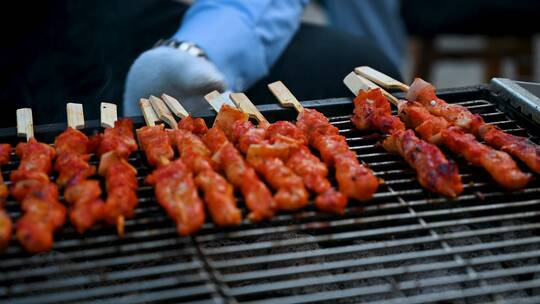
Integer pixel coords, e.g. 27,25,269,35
123,46,226,117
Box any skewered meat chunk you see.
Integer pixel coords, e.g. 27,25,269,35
11,138,55,184
12,179,66,253
298,108,379,201
232,121,267,153
383,130,463,197
397,100,448,145
54,128,95,187
213,104,249,139
0,144,12,165
55,127,90,155
178,116,209,136
0,209,11,251
407,77,540,175
479,124,540,175
406,78,483,132
54,153,95,187
99,152,138,227
64,180,104,233
352,89,405,134
204,127,276,222
352,88,462,197
246,150,309,211
441,127,531,189
96,119,138,158
169,126,241,227
137,125,174,168
194,170,241,226
266,121,308,146
0,144,11,251
146,159,205,236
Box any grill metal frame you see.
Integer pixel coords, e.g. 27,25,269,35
2,82,540,303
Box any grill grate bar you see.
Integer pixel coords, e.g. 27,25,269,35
195,198,540,244
218,236,540,278
6,277,217,304
239,277,540,304
80,293,225,304
202,221,540,256
2,253,202,282
196,210,540,260
3,267,208,297
231,263,540,298
2,238,196,268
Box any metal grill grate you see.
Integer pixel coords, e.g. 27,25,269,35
2,85,540,303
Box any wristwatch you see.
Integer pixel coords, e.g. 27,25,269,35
153,39,208,59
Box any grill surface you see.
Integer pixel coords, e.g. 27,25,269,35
2,85,540,303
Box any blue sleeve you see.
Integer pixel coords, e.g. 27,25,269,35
323,0,406,69
173,0,309,92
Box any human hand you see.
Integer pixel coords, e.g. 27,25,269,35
123,46,226,117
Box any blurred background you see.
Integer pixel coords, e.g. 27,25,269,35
301,0,540,87
2,0,540,126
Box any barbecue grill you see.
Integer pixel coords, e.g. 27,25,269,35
2,78,540,304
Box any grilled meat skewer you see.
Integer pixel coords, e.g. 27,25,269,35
11,109,66,253
94,114,138,236
137,119,206,235
268,81,379,203
55,127,105,232
345,80,463,197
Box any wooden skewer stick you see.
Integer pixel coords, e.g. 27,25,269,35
66,103,85,130
139,98,159,127
140,99,161,126
229,93,268,125
161,94,189,119
16,108,34,141
354,66,410,92
204,90,232,113
268,81,304,114
343,72,399,106
149,95,178,129
100,102,117,129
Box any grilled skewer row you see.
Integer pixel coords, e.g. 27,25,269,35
265,82,379,206
296,108,379,202
352,89,464,197
215,106,309,212
214,105,348,214
168,116,242,227
407,78,540,175
397,98,532,189
203,122,276,222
